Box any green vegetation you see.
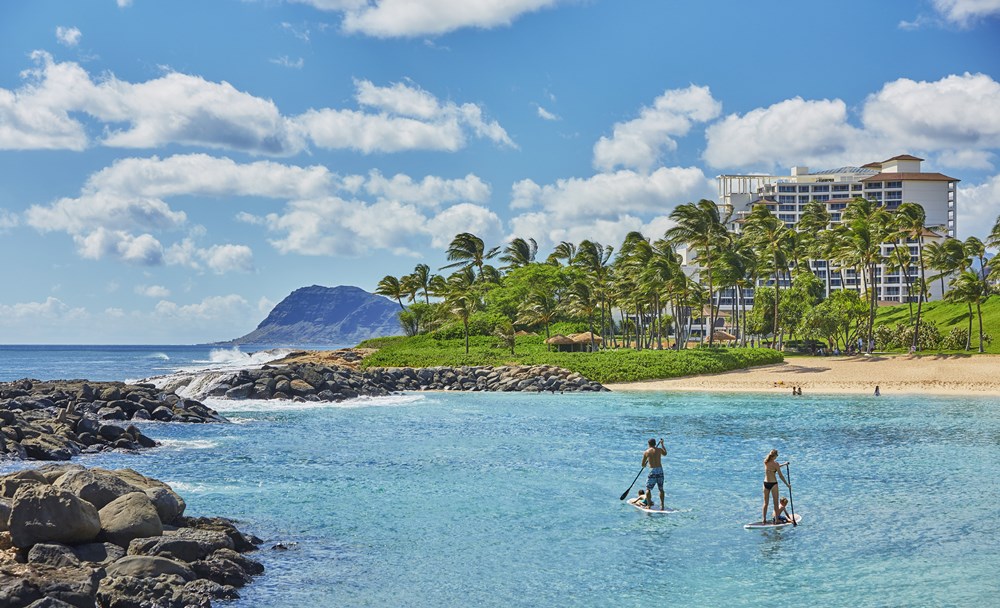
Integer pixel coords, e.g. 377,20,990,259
875,298,1000,354
357,333,783,384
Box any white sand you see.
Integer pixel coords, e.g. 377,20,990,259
605,354,1000,396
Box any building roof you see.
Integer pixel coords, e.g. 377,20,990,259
861,172,959,183
882,154,924,162
862,161,882,169
809,166,878,176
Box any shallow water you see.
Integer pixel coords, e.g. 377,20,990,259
5,390,997,607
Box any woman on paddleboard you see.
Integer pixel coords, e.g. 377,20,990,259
762,449,790,524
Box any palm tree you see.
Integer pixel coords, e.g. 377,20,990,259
443,267,480,354
616,232,654,349
441,232,500,279
375,275,406,310
546,241,577,266
893,202,927,349
517,288,560,348
404,263,434,304
946,271,990,353
840,197,892,353
566,280,599,351
665,200,729,346
499,237,538,269
742,205,793,349
573,240,614,346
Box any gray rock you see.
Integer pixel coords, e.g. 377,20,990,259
0,572,44,607
72,542,126,565
28,543,82,568
129,535,204,562
105,555,196,581
54,469,144,510
26,597,79,608
9,483,101,548
144,487,184,524
99,492,163,548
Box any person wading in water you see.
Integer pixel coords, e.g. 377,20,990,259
762,449,790,523
642,438,667,510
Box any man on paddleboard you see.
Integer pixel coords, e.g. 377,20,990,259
642,438,667,510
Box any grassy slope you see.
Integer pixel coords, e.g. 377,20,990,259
357,334,783,384
876,297,1000,354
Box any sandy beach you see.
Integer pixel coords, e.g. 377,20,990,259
606,354,1000,396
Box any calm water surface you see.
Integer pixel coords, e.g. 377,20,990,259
5,389,996,607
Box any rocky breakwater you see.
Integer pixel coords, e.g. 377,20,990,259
0,464,263,608
206,362,607,402
0,379,225,462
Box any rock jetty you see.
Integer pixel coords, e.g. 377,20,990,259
1,379,225,462
0,464,263,608
202,362,608,402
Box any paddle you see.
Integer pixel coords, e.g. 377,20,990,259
784,462,796,527
619,467,644,501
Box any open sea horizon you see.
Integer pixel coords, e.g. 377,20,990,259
1,345,998,606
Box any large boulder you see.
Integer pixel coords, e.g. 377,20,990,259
104,556,195,582
27,543,82,568
72,542,126,566
128,536,204,563
143,488,183,525
9,483,101,548
98,493,163,548
54,469,143,510
96,573,209,608
0,469,47,499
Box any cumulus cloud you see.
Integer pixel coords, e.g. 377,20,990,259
957,174,1000,240
298,80,513,152
0,209,18,231
117,0,133,7
594,85,721,172
424,203,504,249
74,229,165,265
200,244,255,274
357,170,490,207
0,296,86,321
508,212,676,251
56,26,82,47
292,0,563,38
703,73,1000,172
932,0,1000,26
153,294,253,322
0,53,511,155
510,167,710,220
136,284,171,298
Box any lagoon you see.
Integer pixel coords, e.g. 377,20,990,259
6,388,996,606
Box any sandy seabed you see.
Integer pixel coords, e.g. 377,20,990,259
605,354,1000,397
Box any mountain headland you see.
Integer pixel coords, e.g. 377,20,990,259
223,285,401,347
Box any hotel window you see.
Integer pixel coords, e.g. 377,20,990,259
851,184,862,191
865,182,882,189
886,181,902,188
830,203,847,210
885,190,902,200
832,184,849,192
831,213,841,221
779,205,796,212
798,186,810,193
814,195,829,202
812,185,830,193
778,214,796,222
778,185,795,193
778,196,796,204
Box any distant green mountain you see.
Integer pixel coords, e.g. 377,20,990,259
226,285,402,346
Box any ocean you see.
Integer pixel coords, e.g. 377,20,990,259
2,345,998,607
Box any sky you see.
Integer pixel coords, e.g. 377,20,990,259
1,0,999,344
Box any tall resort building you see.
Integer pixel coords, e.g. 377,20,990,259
714,154,959,307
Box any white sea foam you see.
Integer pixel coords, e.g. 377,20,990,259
201,393,427,413
148,352,170,361
156,439,219,450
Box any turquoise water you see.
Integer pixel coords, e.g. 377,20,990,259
5,390,997,607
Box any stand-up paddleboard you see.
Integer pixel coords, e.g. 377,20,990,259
628,501,677,514
743,514,801,529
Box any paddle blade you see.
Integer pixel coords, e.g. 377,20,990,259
619,489,630,500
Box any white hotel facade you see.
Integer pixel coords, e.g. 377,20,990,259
710,154,959,308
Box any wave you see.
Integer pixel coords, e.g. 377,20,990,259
201,393,427,413
147,352,171,361
156,439,219,450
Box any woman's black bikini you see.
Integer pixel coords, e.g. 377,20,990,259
763,481,778,491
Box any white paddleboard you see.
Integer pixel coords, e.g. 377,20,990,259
743,514,802,529
628,501,677,514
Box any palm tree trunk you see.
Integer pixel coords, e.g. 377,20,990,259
966,303,973,350
977,300,985,353
464,319,470,355
913,237,926,351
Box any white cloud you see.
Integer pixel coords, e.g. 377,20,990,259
56,26,82,47
510,167,710,221
1,54,511,155
74,229,165,265
136,284,171,298
358,170,490,207
200,244,255,274
957,174,1000,240
508,212,675,251
0,209,18,231
932,0,1000,26
297,80,513,152
937,149,995,171
594,85,721,172
270,56,304,69
257,296,276,315
537,105,559,121
703,73,1000,172
153,294,252,322
0,296,86,321
293,0,564,38
424,203,504,249
117,0,133,7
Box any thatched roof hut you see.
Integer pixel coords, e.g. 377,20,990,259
544,334,575,346
515,330,537,337
570,332,603,344
712,330,737,341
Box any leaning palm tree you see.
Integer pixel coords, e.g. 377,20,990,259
573,240,614,346
566,280,600,352
742,205,793,349
499,237,538,270
665,199,729,346
375,275,406,310
546,241,578,266
404,263,434,304
894,202,927,350
841,197,892,353
441,232,500,279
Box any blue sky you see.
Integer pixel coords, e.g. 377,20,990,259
1,0,999,343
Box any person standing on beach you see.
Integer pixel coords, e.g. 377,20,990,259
874,385,881,396
642,438,667,510
762,449,790,523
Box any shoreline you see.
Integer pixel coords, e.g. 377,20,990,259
605,354,1000,396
